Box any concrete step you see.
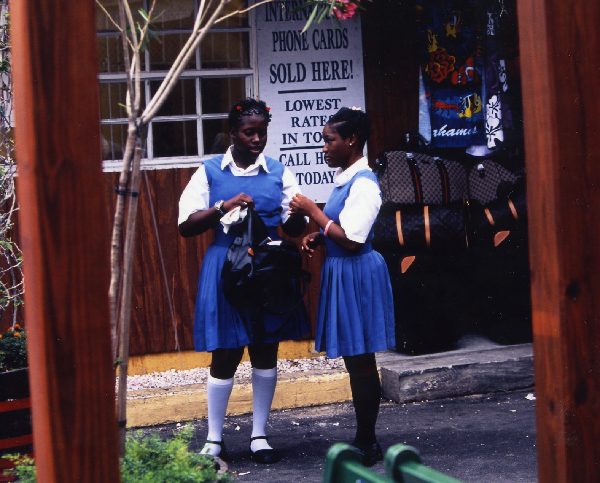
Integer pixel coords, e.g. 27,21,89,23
379,342,534,403
126,339,534,427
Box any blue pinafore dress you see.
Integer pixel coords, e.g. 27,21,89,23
193,155,309,352
315,170,396,358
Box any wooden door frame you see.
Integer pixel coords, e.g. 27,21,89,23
10,1,120,481
518,0,600,481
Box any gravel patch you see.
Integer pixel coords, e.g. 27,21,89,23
124,356,345,391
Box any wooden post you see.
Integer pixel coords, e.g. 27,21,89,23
10,1,120,482
518,1,600,481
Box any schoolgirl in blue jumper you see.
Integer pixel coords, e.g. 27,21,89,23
178,99,308,464
289,107,395,466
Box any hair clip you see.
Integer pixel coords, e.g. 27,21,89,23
235,105,242,111
266,106,271,112
350,106,362,111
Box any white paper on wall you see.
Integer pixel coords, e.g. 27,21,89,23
256,1,366,202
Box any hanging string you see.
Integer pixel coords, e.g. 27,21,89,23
143,170,180,351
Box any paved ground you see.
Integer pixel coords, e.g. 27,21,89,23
140,388,538,482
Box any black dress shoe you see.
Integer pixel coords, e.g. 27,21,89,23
249,436,281,464
202,439,228,461
351,440,383,467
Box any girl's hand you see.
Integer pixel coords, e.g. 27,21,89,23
289,193,318,218
223,193,253,212
300,232,323,258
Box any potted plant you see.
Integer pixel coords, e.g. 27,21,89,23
0,324,31,468
0,324,28,397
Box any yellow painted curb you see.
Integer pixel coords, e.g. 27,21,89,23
127,340,320,375
127,370,351,428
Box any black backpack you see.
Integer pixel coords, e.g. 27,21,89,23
221,207,309,324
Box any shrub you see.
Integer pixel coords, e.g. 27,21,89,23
2,455,36,483
2,427,233,482
122,426,232,482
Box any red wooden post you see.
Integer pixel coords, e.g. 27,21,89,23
10,1,120,482
518,1,600,481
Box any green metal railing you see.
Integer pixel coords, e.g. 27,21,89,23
323,443,462,483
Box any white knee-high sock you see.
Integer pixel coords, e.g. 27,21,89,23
251,367,277,452
201,375,234,456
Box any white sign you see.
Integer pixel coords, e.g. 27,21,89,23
256,1,366,202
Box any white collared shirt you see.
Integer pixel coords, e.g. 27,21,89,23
178,146,302,226
334,157,382,243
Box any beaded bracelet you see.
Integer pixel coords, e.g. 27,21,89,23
323,219,334,237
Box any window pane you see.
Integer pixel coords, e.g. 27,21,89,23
153,120,198,157
150,79,196,116
203,119,229,155
201,32,249,69
152,0,195,29
201,77,246,114
208,0,248,28
149,32,193,70
99,82,129,120
97,35,130,73
96,0,144,32
101,124,127,161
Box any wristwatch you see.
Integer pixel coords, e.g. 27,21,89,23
213,199,226,216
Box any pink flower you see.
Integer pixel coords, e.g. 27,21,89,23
333,0,359,20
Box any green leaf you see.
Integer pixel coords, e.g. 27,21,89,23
301,3,320,33
138,8,150,23
328,0,337,15
317,4,330,23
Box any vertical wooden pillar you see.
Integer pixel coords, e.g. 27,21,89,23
518,1,600,481
10,1,120,482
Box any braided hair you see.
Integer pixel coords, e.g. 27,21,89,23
228,98,272,130
327,107,371,149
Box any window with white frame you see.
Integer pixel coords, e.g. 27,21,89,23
96,0,254,167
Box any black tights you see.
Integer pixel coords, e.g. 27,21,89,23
210,343,279,379
343,353,381,445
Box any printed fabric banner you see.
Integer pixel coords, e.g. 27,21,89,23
256,0,366,202
417,0,486,148
484,0,519,150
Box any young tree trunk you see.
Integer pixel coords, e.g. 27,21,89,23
109,128,136,361
116,134,143,453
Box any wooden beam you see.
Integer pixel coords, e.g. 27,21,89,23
10,1,120,482
517,1,600,481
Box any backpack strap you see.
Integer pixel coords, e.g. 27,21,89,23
406,155,423,204
435,158,451,204
382,151,391,197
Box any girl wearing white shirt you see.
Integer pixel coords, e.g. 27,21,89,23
179,99,308,464
289,107,395,467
